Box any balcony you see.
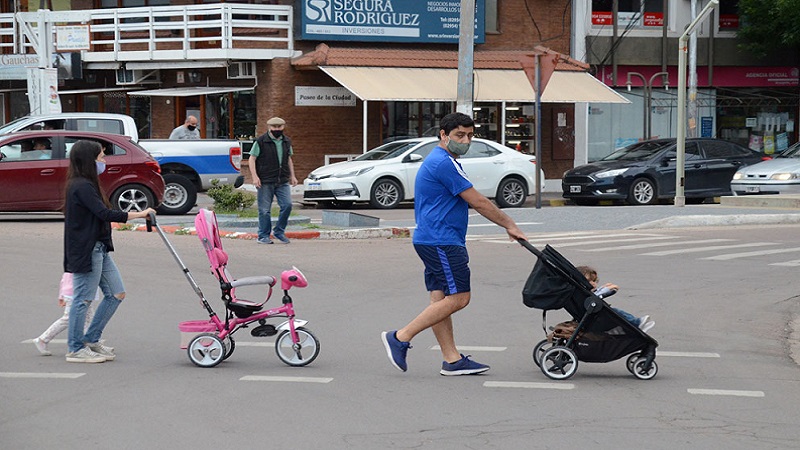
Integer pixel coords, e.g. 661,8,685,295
1,4,298,67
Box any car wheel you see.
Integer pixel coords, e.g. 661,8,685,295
156,174,197,215
111,184,155,212
628,178,657,205
495,177,528,208
369,178,403,209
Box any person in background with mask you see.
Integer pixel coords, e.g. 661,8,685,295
381,112,528,376
248,116,297,244
169,115,200,140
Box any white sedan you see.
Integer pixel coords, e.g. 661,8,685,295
731,143,800,195
303,137,545,209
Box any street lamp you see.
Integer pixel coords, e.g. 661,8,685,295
676,0,718,207
626,71,669,140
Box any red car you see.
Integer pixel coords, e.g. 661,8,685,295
0,130,164,212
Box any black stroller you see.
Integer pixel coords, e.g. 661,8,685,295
519,240,658,380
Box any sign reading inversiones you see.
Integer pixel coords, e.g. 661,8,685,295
300,0,485,43
296,86,357,106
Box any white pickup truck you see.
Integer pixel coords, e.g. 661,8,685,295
0,113,243,214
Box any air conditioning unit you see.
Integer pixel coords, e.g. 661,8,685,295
116,68,159,85
227,62,256,79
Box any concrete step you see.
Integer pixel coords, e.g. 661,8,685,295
720,194,800,209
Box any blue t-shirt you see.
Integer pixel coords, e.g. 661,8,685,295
413,146,473,246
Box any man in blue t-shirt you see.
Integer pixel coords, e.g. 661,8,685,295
381,112,528,376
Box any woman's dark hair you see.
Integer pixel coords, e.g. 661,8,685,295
66,140,111,208
439,112,475,136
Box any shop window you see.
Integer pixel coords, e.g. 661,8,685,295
485,0,498,33
233,91,257,140
718,0,739,30
592,0,666,28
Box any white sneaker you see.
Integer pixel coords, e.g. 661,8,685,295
87,342,115,361
638,315,650,329
65,347,106,363
33,338,52,356
640,321,655,333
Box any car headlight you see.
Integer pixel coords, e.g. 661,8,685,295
770,173,800,181
333,167,373,178
594,168,627,179
732,172,743,180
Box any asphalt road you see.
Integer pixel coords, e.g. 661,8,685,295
2,217,800,449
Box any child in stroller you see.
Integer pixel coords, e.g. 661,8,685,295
576,265,655,333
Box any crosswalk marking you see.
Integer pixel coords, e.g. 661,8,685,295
583,238,735,252
240,376,333,383
0,372,85,379
770,259,800,267
641,242,776,256
702,247,800,261
529,236,677,249
687,389,764,398
484,381,574,390
658,351,720,358
430,345,507,352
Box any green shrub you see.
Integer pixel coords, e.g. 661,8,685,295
206,180,256,213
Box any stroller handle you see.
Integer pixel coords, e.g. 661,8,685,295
517,238,543,258
146,211,157,232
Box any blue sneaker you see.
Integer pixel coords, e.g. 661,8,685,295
257,237,273,244
381,330,411,372
440,354,490,376
273,234,290,244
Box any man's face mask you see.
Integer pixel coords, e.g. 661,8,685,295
187,125,197,131
271,129,283,138
445,136,470,156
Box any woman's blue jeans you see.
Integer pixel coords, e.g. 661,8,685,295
68,242,126,353
257,182,292,240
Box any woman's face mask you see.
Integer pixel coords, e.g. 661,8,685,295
96,161,106,175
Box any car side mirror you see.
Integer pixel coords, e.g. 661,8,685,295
661,157,672,167
404,154,423,163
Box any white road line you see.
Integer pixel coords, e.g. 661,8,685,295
430,345,507,352
687,389,764,398
658,351,720,358
466,222,542,228
484,381,574,390
240,376,333,383
702,247,800,261
770,259,800,267
234,342,274,347
641,242,776,256
584,239,735,252
0,372,85,379
532,236,677,248
529,233,663,242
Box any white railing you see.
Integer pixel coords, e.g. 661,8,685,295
3,4,295,62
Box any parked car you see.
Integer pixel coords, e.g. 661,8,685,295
562,138,768,205
303,137,545,209
731,142,800,196
0,130,164,213
0,113,242,215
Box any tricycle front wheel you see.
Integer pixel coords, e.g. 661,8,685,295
275,327,320,367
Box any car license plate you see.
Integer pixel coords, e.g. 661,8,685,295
307,182,321,191
745,186,760,193
570,185,581,193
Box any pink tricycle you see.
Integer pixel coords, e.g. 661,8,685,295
147,208,320,368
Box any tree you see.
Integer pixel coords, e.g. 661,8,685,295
737,0,800,57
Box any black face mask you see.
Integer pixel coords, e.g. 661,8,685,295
187,125,197,131
271,130,283,138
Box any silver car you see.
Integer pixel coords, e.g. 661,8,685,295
731,143,800,195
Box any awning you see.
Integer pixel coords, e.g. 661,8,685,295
129,86,255,97
59,87,140,95
541,71,630,103
320,67,629,104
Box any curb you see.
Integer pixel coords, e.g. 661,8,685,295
113,222,412,240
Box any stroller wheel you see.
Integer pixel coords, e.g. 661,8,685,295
532,339,553,368
275,327,320,367
187,333,226,368
632,359,658,380
223,336,235,360
626,353,641,374
540,346,578,380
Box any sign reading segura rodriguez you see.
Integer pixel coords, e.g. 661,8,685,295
301,0,485,43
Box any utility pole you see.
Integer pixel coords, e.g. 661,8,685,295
456,0,475,115
688,0,699,138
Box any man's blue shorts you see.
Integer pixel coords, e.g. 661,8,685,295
414,244,470,295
